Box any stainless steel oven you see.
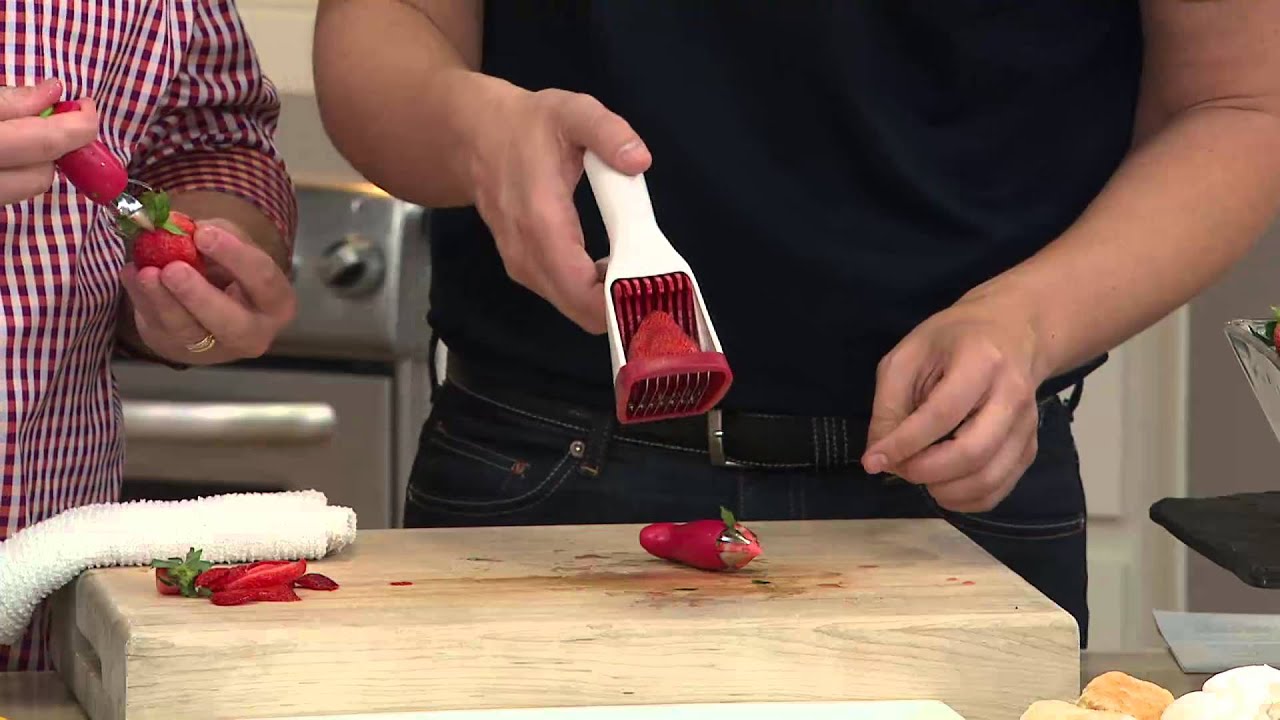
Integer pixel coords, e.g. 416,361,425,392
114,183,434,529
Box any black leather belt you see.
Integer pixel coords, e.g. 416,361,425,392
442,353,869,471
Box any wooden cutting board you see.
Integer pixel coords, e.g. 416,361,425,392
49,519,1079,720
283,700,967,719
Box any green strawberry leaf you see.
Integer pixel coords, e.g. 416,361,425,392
720,506,737,529
38,106,55,118
140,191,171,226
161,219,187,236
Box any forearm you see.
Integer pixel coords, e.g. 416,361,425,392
314,0,511,207
968,104,1280,382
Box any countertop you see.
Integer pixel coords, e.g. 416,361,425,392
0,650,1211,719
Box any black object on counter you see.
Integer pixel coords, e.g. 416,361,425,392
1151,492,1280,589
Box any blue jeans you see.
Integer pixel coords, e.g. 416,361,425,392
404,372,1089,647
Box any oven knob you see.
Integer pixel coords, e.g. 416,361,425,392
318,235,385,297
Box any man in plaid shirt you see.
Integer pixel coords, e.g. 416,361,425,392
0,2,298,669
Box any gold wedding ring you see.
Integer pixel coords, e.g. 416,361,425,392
185,333,217,353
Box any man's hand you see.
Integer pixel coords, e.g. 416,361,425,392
468,88,652,334
862,293,1042,513
119,220,296,364
0,79,97,205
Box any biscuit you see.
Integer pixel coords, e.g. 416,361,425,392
1077,671,1175,720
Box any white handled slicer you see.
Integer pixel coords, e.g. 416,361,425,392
582,151,733,424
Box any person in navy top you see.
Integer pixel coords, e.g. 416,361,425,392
314,1,1280,646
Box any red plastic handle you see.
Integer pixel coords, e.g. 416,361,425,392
44,100,127,205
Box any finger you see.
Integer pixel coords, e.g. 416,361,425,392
865,349,996,473
120,264,159,320
0,79,61,121
0,102,99,166
893,376,1031,485
137,265,212,344
521,194,608,334
192,223,293,317
927,422,1038,514
863,345,928,475
555,93,651,174
159,261,270,356
0,163,55,203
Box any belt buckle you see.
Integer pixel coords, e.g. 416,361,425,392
707,409,739,467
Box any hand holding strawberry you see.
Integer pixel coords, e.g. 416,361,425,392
118,190,295,365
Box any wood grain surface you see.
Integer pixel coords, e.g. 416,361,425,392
50,519,1080,720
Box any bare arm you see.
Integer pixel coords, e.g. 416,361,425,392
314,0,508,206
971,0,1280,383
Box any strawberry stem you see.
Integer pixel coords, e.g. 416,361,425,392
720,506,737,529
150,547,214,598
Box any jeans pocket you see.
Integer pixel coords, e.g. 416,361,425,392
405,383,589,518
926,398,1087,541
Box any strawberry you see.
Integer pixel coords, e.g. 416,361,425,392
118,190,205,274
210,585,302,606
628,310,701,359
1272,306,1280,352
151,548,215,598
220,559,308,591
294,573,340,591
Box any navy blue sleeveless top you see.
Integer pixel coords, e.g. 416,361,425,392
427,1,1142,416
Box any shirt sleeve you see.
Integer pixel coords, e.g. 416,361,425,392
127,0,298,248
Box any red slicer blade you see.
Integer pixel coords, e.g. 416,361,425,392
612,271,733,423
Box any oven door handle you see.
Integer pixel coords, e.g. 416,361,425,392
121,401,337,445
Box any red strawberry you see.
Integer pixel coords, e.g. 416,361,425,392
134,212,202,273
210,585,301,606
628,311,700,359
294,573,340,591
220,559,308,591
119,190,206,274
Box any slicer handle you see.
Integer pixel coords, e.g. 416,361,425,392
582,150,661,254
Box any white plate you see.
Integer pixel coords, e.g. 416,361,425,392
283,700,965,719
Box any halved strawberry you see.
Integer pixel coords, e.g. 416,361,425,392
628,311,700,359
210,585,301,606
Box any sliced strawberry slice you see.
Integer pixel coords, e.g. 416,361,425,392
294,573,339,591
210,585,301,606
221,559,308,591
195,567,234,591
201,560,292,592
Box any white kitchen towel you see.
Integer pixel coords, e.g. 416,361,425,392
0,490,357,644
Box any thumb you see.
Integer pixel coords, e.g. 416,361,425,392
862,354,921,475
0,79,63,121
556,93,651,175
